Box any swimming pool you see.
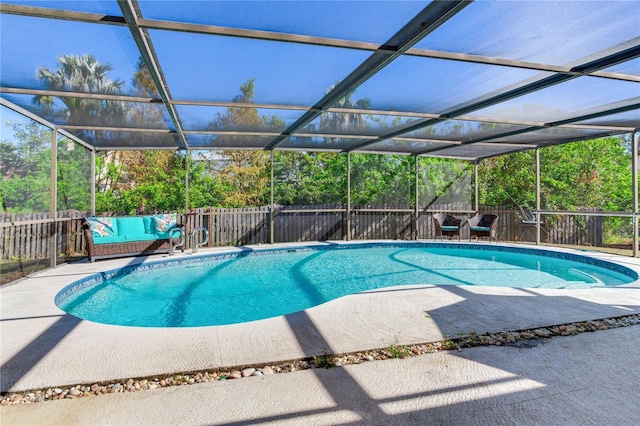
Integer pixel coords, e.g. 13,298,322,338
56,242,638,328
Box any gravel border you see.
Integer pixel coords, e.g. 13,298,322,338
2,313,638,406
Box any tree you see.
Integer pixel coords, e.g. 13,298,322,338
350,153,414,207
0,120,52,213
479,137,632,212
273,151,346,205
318,85,371,144
418,157,474,211
208,79,274,207
34,54,126,126
56,138,91,212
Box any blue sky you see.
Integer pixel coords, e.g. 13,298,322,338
1,1,638,142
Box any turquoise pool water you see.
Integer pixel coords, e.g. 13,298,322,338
56,243,638,327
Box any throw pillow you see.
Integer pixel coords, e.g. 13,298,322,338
87,217,115,237
153,213,177,233
478,215,496,228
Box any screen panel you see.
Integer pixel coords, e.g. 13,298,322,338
415,1,640,67
418,157,473,212
139,0,426,44
151,29,371,105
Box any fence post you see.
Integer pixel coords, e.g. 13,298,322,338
270,150,275,244
346,152,351,241
50,129,58,268
414,155,419,240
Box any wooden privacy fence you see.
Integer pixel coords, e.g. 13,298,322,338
1,210,87,261
1,206,605,262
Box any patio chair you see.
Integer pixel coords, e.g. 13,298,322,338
519,205,539,224
517,205,546,242
432,213,463,241
466,213,499,242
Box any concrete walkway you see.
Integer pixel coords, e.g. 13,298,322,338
2,325,639,425
2,242,640,424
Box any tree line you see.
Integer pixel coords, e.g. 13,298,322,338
1,54,635,219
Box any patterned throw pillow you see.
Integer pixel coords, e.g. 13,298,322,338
153,213,177,233
87,217,115,237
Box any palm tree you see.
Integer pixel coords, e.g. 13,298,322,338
319,85,371,145
34,54,126,126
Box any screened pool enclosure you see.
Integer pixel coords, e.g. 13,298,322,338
1,1,639,279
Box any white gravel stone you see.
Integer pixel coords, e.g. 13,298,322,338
241,368,256,377
534,328,552,337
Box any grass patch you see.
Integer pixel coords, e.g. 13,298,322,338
387,343,412,359
313,350,336,369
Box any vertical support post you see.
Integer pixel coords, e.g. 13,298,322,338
536,147,541,245
184,149,190,214
50,128,58,268
474,160,479,213
414,155,419,240
90,149,96,215
346,151,351,241
633,131,639,257
270,150,275,244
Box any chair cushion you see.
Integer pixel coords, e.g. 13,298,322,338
153,213,177,233
116,217,146,236
441,226,459,231
86,217,117,237
470,226,491,231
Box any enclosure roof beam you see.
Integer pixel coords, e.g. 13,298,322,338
264,0,472,151
117,0,188,150
350,42,640,155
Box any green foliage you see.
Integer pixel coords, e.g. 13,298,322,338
419,157,473,210
96,151,188,214
387,343,412,359
1,120,52,212
3,60,636,222
274,151,346,205
34,54,126,125
313,350,336,369
479,137,632,213
350,153,414,207
57,138,91,211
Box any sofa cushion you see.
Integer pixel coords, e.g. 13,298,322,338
153,213,177,233
86,217,117,237
124,234,162,242
143,216,155,234
93,235,128,245
116,217,146,237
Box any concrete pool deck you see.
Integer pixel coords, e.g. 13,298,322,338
3,325,638,425
1,241,640,423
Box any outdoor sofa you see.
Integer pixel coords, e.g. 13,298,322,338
82,214,183,262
